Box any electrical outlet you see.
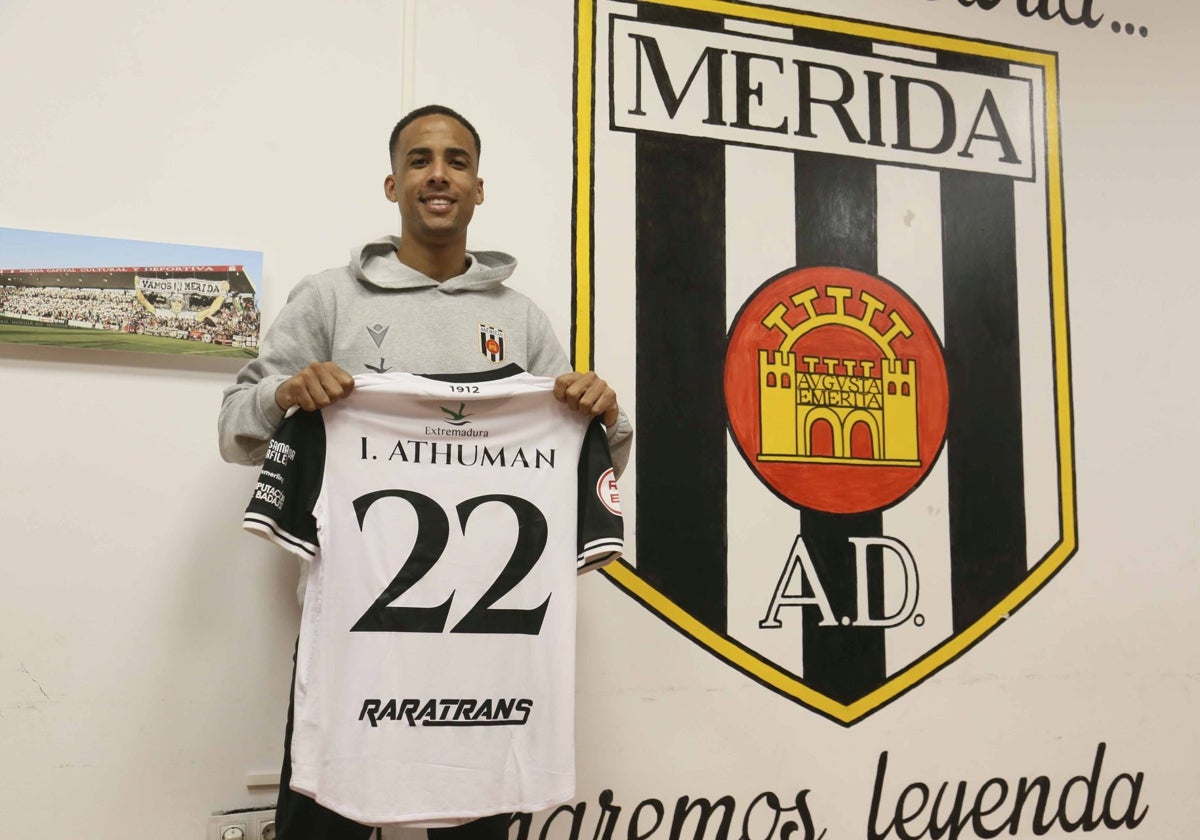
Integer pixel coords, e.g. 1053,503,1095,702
208,808,275,840
252,811,277,840
207,814,248,840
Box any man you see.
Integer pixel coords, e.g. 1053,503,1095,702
219,105,630,468
219,105,631,839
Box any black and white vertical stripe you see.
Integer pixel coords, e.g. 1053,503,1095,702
610,2,1058,698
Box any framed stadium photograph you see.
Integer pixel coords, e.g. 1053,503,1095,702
0,226,262,358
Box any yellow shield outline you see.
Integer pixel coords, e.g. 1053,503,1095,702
572,0,1076,725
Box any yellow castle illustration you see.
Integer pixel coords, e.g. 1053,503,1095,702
756,285,921,467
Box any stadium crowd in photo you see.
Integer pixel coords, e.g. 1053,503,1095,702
0,265,260,356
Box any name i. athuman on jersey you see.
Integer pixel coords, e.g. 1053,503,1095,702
359,437,557,469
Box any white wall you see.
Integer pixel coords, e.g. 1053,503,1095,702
2,0,1197,837
0,0,406,833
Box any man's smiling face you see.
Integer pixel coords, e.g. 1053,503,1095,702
385,114,485,248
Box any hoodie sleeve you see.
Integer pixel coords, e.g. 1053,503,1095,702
603,406,633,480
217,275,334,466
526,304,633,480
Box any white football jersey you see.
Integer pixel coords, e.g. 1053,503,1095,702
244,366,623,827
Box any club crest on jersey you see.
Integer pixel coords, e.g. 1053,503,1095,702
575,0,1078,724
479,324,505,363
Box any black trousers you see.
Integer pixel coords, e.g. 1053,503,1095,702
275,647,515,840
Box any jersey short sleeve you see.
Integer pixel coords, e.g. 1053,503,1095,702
577,418,623,573
243,409,327,559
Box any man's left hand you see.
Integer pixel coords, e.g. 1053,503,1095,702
554,371,619,428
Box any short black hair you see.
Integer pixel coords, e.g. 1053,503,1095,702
388,105,481,164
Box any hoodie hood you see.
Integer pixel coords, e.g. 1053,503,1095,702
351,235,517,293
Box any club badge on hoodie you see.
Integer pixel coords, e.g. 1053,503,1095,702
479,323,505,363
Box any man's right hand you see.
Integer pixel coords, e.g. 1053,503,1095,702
275,362,356,412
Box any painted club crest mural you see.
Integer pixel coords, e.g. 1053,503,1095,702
574,0,1076,723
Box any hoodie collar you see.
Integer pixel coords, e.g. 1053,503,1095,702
351,235,517,293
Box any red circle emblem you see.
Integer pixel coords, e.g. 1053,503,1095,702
596,467,622,516
486,339,500,354
725,266,949,514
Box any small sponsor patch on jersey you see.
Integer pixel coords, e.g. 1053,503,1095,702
479,324,505,362
253,482,286,510
439,402,472,426
596,467,621,516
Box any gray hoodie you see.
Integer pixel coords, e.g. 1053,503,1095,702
218,236,631,470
